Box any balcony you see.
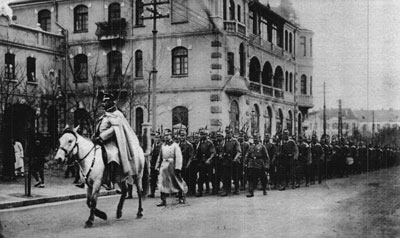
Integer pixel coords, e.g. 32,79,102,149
262,86,273,97
95,18,127,41
274,89,284,99
223,21,246,36
249,82,261,93
296,94,314,108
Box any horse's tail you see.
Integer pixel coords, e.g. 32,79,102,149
141,156,149,197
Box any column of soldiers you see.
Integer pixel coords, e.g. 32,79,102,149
148,127,400,199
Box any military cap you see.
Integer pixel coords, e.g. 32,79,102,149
102,93,115,102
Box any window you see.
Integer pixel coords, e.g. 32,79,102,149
300,36,306,56
249,57,260,83
239,43,246,77
265,106,272,134
237,5,241,22
284,30,288,51
273,66,283,89
229,0,235,20
287,111,293,134
251,11,259,35
301,75,307,94
289,33,293,53
171,0,188,23
227,52,234,75
272,24,277,45
172,106,188,128
107,51,122,80
108,3,121,22
310,76,313,95
261,18,268,41
285,71,289,91
38,9,51,31
310,38,313,57
251,104,260,134
289,73,293,93
262,62,273,86
74,54,88,81
27,57,36,82
74,5,88,32
135,107,144,136
172,47,188,75
229,101,240,134
136,0,144,26
276,109,283,134
223,0,227,20
135,50,143,78
5,53,15,80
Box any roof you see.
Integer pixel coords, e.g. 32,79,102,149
353,109,400,123
9,0,52,7
309,108,358,120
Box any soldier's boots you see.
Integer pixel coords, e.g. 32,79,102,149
157,193,167,207
246,183,254,197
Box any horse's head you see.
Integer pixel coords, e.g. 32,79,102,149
54,126,80,163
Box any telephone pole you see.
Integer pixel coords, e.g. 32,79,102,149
338,99,343,144
141,0,169,131
323,82,326,138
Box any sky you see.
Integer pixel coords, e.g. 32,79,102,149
1,0,400,111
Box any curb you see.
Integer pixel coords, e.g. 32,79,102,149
0,190,117,210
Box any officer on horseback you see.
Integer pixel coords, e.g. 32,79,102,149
93,93,137,192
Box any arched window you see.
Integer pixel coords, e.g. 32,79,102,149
273,66,284,89
108,3,121,22
251,104,260,134
172,106,189,128
135,107,144,137
262,61,273,86
301,75,307,94
135,50,143,78
74,5,88,32
27,57,36,82
265,106,272,135
229,0,235,20
229,101,239,133
284,30,288,51
289,73,293,93
276,109,283,134
239,43,246,77
227,52,234,75
249,57,260,83
136,0,144,26
172,47,188,75
38,9,51,31
74,54,88,81
5,53,15,80
285,71,289,91
287,111,293,135
237,5,241,22
107,51,122,81
289,33,293,53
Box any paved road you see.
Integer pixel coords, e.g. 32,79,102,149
1,166,400,238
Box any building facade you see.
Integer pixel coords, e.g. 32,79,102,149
9,0,314,138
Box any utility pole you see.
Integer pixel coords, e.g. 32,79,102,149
323,82,326,138
141,0,169,131
338,99,343,144
372,110,375,144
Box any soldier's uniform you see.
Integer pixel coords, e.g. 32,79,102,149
178,130,194,194
245,133,269,197
221,127,242,196
238,132,250,190
264,135,278,189
148,133,162,198
280,130,298,190
358,143,367,173
212,132,224,194
194,129,215,197
321,137,332,179
298,136,311,186
310,136,323,184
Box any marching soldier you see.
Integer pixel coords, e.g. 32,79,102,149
321,135,332,179
298,136,311,187
211,131,224,195
245,132,270,197
264,134,278,189
193,128,215,197
238,131,250,190
310,134,323,184
178,129,194,193
280,130,299,190
148,132,162,198
221,127,242,196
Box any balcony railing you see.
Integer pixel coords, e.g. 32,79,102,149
249,82,261,93
274,89,284,99
224,21,246,36
95,18,127,40
262,86,273,96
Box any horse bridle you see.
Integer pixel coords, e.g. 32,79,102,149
59,130,95,163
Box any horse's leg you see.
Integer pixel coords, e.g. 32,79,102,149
116,182,127,219
85,186,95,228
92,183,107,220
135,177,144,218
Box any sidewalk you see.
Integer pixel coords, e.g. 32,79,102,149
0,162,117,210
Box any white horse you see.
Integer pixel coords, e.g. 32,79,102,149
54,126,149,228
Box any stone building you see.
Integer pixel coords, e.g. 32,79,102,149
9,0,314,138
